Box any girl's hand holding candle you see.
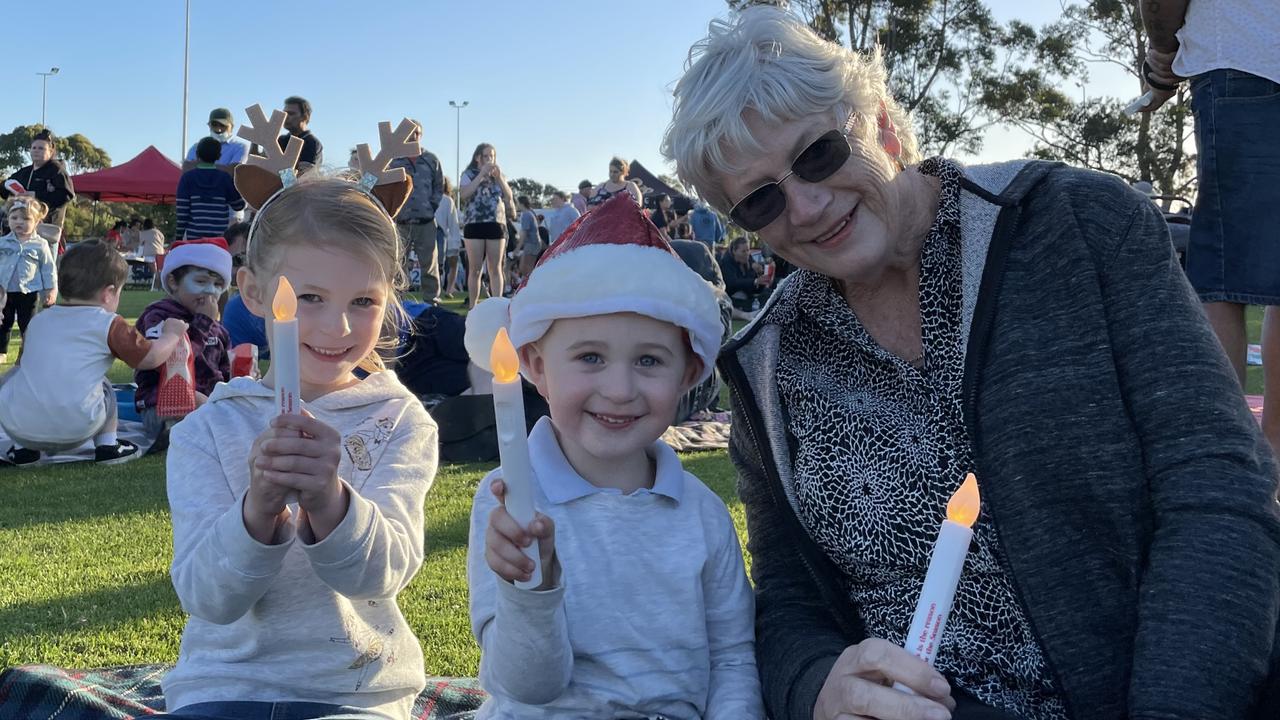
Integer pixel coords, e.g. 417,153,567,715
894,472,981,693
489,328,542,590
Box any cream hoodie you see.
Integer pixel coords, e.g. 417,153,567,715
162,372,438,719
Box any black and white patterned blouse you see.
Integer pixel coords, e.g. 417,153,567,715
766,158,1067,719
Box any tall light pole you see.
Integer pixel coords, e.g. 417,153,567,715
449,100,469,197
182,0,191,160
37,67,59,127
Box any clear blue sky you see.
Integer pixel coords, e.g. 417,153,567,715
6,1,1134,190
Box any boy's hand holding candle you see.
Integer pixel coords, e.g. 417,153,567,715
484,477,559,591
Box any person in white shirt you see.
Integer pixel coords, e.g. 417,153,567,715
0,240,185,466
1139,0,1280,454
542,190,580,246
436,176,464,297
158,177,437,720
464,194,763,719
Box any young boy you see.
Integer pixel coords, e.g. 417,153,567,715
0,240,187,465
134,237,232,442
464,195,764,718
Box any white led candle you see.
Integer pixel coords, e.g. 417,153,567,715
272,277,302,506
894,473,981,692
489,327,541,590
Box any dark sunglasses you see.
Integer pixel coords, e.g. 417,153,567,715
728,114,858,231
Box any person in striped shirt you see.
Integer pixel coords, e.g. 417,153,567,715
175,138,246,241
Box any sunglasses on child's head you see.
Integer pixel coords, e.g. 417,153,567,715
727,110,859,232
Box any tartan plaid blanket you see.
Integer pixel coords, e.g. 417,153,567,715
0,664,486,719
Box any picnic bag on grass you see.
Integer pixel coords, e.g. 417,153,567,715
430,382,549,463
157,334,196,417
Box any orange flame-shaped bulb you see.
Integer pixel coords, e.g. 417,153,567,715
490,328,520,384
945,473,981,528
272,276,297,322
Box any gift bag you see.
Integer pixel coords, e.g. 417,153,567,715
231,342,259,378
156,334,196,417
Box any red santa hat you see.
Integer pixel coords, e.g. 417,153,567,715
464,194,722,383
162,237,233,288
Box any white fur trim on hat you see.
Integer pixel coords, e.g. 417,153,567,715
465,243,722,385
162,240,233,288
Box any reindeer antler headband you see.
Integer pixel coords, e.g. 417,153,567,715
234,104,420,260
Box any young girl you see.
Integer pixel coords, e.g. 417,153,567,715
464,195,763,718
160,177,439,720
0,197,57,365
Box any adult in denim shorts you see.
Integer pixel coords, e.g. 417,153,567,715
1141,0,1280,452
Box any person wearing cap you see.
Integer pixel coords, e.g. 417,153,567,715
571,179,592,215
463,195,763,719
184,108,250,168
133,237,233,442
0,129,75,234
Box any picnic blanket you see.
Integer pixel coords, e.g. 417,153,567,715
660,410,732,453
0,664,486,719
0,386,155,467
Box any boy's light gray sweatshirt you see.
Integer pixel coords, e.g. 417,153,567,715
162,372,438,719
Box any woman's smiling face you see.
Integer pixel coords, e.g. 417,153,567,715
718,110,905,287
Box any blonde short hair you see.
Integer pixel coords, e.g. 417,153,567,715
245,176,407,371
4,196,48,222
661,5,920,211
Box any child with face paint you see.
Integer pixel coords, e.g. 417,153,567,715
133,237,233,442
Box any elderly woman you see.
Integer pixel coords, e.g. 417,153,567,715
662,7,1280,720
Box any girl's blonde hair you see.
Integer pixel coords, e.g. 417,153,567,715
4,196,49,222
244,176,407,372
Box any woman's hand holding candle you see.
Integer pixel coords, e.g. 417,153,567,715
813,638,955,720
484,478,559,591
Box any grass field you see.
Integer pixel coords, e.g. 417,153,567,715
0,290,1266,675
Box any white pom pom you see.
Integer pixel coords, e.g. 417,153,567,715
463,297,512,372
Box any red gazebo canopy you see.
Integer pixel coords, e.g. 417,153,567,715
72,145,181,204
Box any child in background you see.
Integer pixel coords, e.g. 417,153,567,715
133,237,233,444
158,176,438,719
0,240,186,465
464,195,763,719
0,197,57,365
140,218,167,291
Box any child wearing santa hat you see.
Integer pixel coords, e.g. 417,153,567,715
464,194,764,718
134,236,233,442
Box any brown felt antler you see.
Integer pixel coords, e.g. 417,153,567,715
233,104,305,211
239,104,303,174
355,118,420,217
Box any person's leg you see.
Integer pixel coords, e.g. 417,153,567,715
14,292,38,340
485,238,505,300
0,292,19,355
465,237,486,308
1261,306,1280,456
416,220,441,302
444,253,460,297
1204,302,1248,386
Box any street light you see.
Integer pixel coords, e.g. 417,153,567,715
37,67,59,127
449,100,469,198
